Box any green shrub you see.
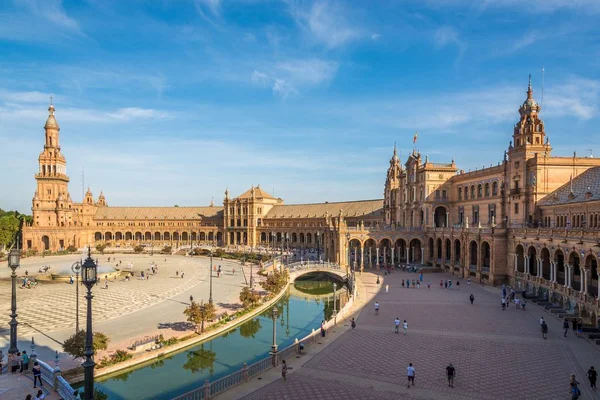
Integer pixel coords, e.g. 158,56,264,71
133,245,144,253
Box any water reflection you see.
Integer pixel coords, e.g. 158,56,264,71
94,281,341,400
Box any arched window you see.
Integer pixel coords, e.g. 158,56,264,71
477,184,482,198
458,188,462,200
484,183,490,197
470,186,475,199
492,181,498,196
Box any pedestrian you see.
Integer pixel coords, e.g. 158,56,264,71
21,350,29,374
416,281,420,289
35,389,45,400
505,296,510,309
351,318,356,332
577,321,583,338
467,277,471,285
587,366,597,390
402,279,405,288
385,284,389,293
539,316,545,327
176,270,179,276
26,395,32,400
563,319,569,337
407,363,415,388
33,361,42,387
10,353,19,374
0,349,4,374
190,295,194,303
456,281,460,290
446,363,456,387
374,301,380,315
572,319,578,335
541,321,548,340
570,374,580,390
321,320,326,337
440,280,443,288
448,280,452,289
232,268,235,275
469,294,474,304
412,279,416,288
394,317,400,334
427,281,431,289
445,281,448,289
514,297,521,309
376,276,380,285
501,297,506,310
419,273,423,282
104,277,108,290
403,320,408,335
181,272,185,279
281,359,288,381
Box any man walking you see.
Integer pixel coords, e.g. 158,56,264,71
446,363,456,387
541,320,548,340
394,317,400,334
351,318,356,332
469,294,474,304
587,366,597,390
563,319,570,337
403,320,408,335
407,363,415,388
374,301,380,315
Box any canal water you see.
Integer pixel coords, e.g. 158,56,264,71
94,279,345,399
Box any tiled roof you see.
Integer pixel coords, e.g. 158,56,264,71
236,186,277,200
265,199,384,219
94,206,223,220
538,166,600,206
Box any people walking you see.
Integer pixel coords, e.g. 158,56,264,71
394,317,400,334
402,279,405,288
281,359,288,381
351,318,356,332
587,366,597,390
403,320,408,335
321,320,326,337
572,319,578,335
444,281,448,289
375,301,380,315
501,297,506,310
385,284,389,293
446,363,456,387
33,362,42,387
541,320,548,340
407,363,415,388
469,294,474,304
563,319,570,337
21,350,29,374
456,281,460,290
577,321,583,338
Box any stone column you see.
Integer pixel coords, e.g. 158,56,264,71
421,247,424,265
383,247,387,266
565,264,571,288
550,262,555,283
376,247,380,269
361,244,365,272
445,212,449,228
369,247,372,268
391,247,395,267
514,254,518,272
405,248,409,263
524,255,530,275
582,269,587,294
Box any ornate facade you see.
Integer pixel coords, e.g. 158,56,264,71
22,77,600,320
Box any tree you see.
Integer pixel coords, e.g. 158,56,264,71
66,245,78,253
183,301,216,333
133,244,144,253
161,245,172,254
0,213,20,249
62,331,110,358
239,287,261,308
95,243,107,254
239,318,261,338
261,269,288,294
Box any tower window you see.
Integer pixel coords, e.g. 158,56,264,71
514,203,519,214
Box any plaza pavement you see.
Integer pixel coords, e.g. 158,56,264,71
236,270,600,400
0,253,258,369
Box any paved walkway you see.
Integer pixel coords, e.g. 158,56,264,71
0,371,61,400
238,271,600,400
0,253,260,369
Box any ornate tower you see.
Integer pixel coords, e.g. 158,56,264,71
383,144,402,225
31,103,73,228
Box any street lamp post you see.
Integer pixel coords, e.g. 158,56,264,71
316,231,320,262
332,282,337,324
345,232,351,276
200,301,206,333
270,307,278,354
71,261,82,333
209,249,214,305
8,247,20,355
81,249,98,400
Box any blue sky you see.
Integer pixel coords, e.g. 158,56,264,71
1,0,599,213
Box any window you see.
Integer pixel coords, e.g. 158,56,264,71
492,182,498,196
488,204,496,224
514,203,519,214
484,183,490,197
465,186,469,200
472,205,479,224
435,190,440,199
458,188,462,200
458,206,464,224
442,190,447,199
477,184,482,198
470,186,475,199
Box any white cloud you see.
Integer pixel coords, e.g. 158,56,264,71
287,1,362,48
371,33,380,41
422,0,600,13
107,108,169,121
15,0,80,31
433,26,467,63
0,90,51,103
272,79,297,99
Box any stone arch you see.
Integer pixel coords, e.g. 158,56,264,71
260,232,267,243
299,232,305,244
481,241,491,270
433,206,448,227
41,235,50,251
554,248,565,285
173,232,180,241
379,238,392,266
291,232,297,243
307,232,312,245
585,254,599,298
125,232,133,241
95,232,102,241
349,239,362,268
541,247,551,280
115,232,123,241
105,232,113,241
428,237,434,258
528,246,538,276
216,232,222,243
163,232,171,241
469,240,478,267
145,232,152,241
154,232,161,241
208,231,214,242
568,251,581,291
135,232,142,241
200,232,206,241
436,238,442,260
182,232,189,241
364,238,377,267
394,238,407,263
453,239,461,265
191,232,197,241
515,245,525,273
444,238,451,263
408,238,422,264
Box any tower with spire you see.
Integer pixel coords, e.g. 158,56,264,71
31,101,73,228
383,143,403,224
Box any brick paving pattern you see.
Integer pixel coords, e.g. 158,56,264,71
241,271,600,400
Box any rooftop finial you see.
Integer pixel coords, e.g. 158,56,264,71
527,74,533,99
